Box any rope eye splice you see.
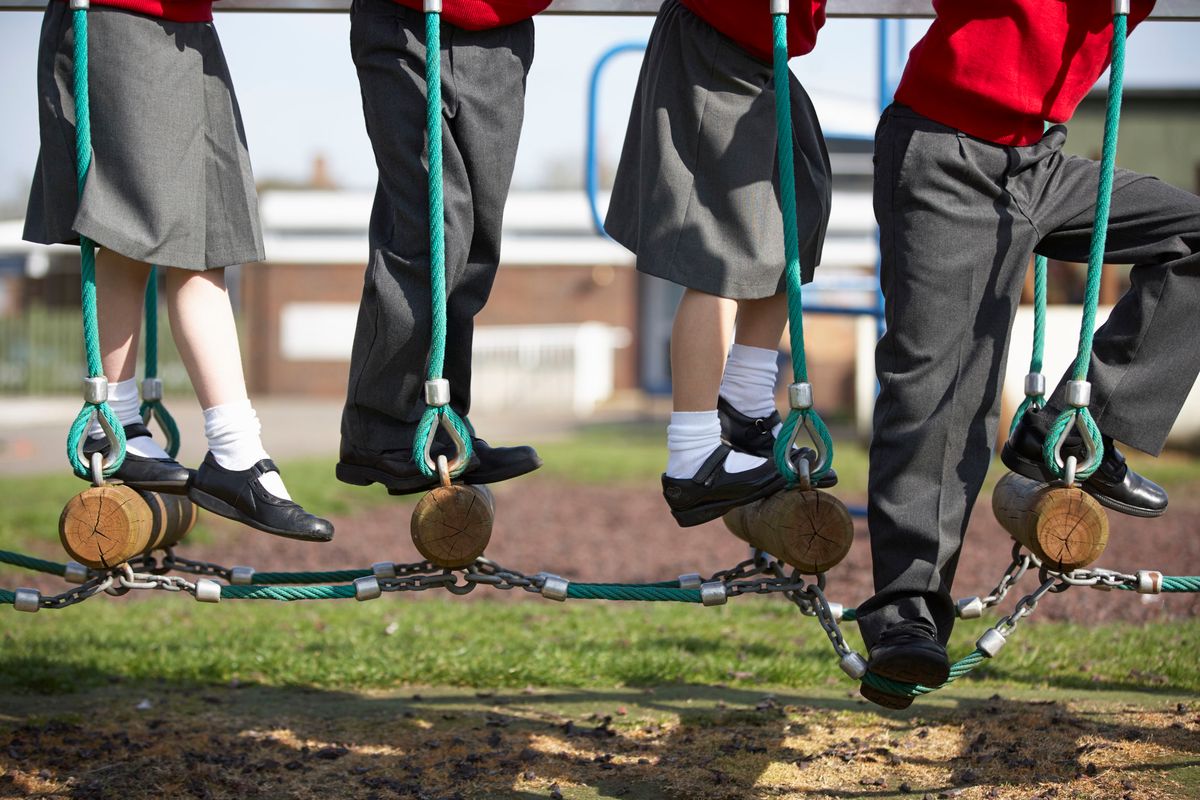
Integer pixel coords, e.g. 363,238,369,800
138,266,181,459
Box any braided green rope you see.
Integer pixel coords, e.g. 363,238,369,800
0,590,14,606
861,648,989,698
769,11,835,486
567,584,701,602
220,584,358,601
1009,255,1049,436
410,8,474,480
1043,13,1128,480
65,8,125,480
0,551,67,577
1116,576,1200,593
138,267,181,458
252,569,373,585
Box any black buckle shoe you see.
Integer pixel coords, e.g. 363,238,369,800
82,422,192,494
860,623,950,710
717,397,839,489
661,444,786,527
189,453,334,542
460,439,542,486
1001,411,1167,518
337,437,540,496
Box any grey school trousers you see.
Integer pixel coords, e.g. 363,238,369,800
341,0,533,456
857,104,1200,647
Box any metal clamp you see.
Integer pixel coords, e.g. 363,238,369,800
372,562,398,580
956,596,985,620
141,377,163,402
424,0,442,11
1024,372,1046,398
678,573,702,590
83,376,108,404
194,579,222,603
424,378,451,407
539,573,569,602
354,576,382,601
1066,380,1092,408
229,566,255,586
64,561,90,585
1114,0,1131,15
1136,570,1163,595
13,588,40,613
700,581,727,607
770,0,790,15
838,651,868,680
788,382,813,411
976,627,1007,658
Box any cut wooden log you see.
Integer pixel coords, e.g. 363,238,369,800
411,484,495,568
992,471,1109,571
136,490,199,551
59,485,153,569
723,488,855,574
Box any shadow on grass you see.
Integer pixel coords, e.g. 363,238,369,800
1,660,1198,799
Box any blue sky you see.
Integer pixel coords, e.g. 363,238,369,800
1,11,1198,209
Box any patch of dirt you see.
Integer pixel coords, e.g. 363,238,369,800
1,687,1197,799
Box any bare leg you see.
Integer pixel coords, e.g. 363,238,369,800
163,268,248,409
95,248,152,382
670,289,735,412
732,292,788,351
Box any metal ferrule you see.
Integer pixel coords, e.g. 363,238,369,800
141,377,163,402
1066,380,1092,408
63,561,89,584
770,0,790,14
1136,570,1163,595
354,576,382,601
424,0,442,11
540,574,569,602
70,0,90,9
1114,0,1131,15
839,651,868,680
425,378,451,407
1024,372,1046,398
788,382,813,411
230,566,255,586
194,579,222,603
83,376,108,404
976,628,1007,658
372,561,397,580
700,581,727,607
827,602,845,621
956,596,985,620
13,588,40,613
677,573,702,590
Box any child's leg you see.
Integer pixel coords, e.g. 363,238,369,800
163,268,289,501
720,293,788,425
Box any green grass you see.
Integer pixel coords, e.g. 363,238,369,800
2,598,1197,696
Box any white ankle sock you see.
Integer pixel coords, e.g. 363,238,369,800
86,378,169,460
203,400,292,501
720,344,782,435
666,410,764,479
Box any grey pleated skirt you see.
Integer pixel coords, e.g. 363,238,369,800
24,4,264,271
604,0,832,299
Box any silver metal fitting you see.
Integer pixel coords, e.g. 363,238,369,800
70,0,90,9
141,377,163,402
700,581,727,607
1024,372,1046,398
1136,570,1163,595
1114,0,1131,15
839,651,868,680
956,596,985,620
424,0,442,11
83,376,108,404
194,579,222,603
64,561,89,585
770,0,790,14
976,628,1008,658
678,573,702,590
424,378,451,407
372,561,397,580
788,382,814,411
1066,380,1092,408
540,574,569,602
354,576,382,601
229,566,255,586
827,602,845,621
13,588,40,613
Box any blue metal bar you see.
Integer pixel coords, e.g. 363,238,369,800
803,303,885,319
585,42,647,240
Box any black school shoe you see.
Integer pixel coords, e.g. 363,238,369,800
81,422,192,494
336,438,541,496
859,623,951,711
717,396,839,488
1001,410,1167,518
661,444,786,527
189,453,333,542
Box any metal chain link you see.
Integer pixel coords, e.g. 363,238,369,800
39,574,114,610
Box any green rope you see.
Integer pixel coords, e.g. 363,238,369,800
138,267,181,458
65,8,126,480
861,648,989,698
769,11,835,486
410,8,474,480
0,551,67,577
220,584,358,601
1043,13,1128,480
0,590,13,606
567,584,701,602
1009,254,1049,436
1116,576,1200,593
252,569,373,585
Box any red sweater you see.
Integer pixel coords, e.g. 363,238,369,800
681,0,827,61
393,0,551,30
75,0,213,22
894,0,1154,146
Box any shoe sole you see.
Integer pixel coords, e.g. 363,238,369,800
461,455,543,486
1000,444,1165,519
188,487,333,543
669,474,787,528
76,474,192,495
858,683,914,710
870,651,951,689
335,462,437,496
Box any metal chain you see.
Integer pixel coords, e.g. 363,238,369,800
39,574,114,610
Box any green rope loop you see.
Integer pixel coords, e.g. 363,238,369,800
1009,254,1049,437
1043,13,1127,480
770,12,834,485
65,8,125,480
411,9,474,479
138,267,181,457
861,648,989,699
